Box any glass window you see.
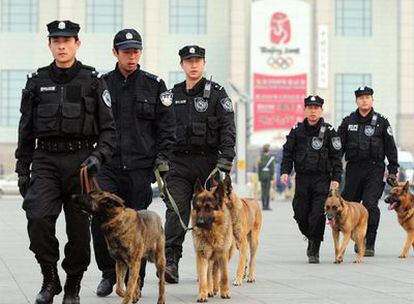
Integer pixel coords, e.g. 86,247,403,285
0,70,29,127
85,0,123,33
168,71,185,88
0,0,38,32
335,73,372,126
335,0,372,37
169,0,207,34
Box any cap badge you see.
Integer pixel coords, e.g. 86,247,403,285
189,47,195,54
125,32,133,40
311,96,316,101
359,86,364,91
58,21,66,30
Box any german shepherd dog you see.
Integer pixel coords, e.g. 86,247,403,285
76,191,166,304
325,189,368,263
192,179,234,303
221,174,262,286
384,181,414,258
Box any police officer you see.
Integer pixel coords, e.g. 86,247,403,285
163,45,236,283
280,95,342,263
337,86,399,257
92,29,175,297
258,144,275,210
15,20,116,304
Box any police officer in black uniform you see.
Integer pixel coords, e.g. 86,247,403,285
15,20,116,304
281,95,342,263
337,86,399,256
163,45,236,283
92,28,175,297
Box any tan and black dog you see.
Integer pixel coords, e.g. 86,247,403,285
77,191,166,304
384,181,414,258
325,189,368,264
222,174,262,286
192,179,234,303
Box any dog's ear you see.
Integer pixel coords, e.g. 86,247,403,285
339,196,345,207
110,193,125,207
403,181,410,192
194,178,204,194
213,182,225,208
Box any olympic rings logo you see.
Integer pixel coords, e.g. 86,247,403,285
267,56,293,70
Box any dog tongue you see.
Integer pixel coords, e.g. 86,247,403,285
328,218,336,228
388,202,397,210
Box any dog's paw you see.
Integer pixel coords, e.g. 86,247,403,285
197,295,208,302
334,259,343,264
398,254,408,258
116,288,126,298
220,291,231,299
208,291,215,298
353,258,362,263
247,276,256,283
232,278,242,286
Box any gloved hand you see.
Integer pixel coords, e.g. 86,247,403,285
18,175,30,198
81,155,101,175
386,173,397,187
154,155,169,176
217,158,233,173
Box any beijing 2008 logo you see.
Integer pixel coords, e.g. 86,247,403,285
267,12,293,70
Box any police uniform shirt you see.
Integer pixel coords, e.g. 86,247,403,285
171,77,236,161
337,108,399,175
103,64,176,170
281,118,343,182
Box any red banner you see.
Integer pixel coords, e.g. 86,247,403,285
253,73,306,130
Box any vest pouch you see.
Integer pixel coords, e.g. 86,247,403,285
318,147,329,172
61,103,82,134
35,103,59,133
346,142,359,160
305,150,319,172
370,137,384,161
294,151,306,172
176,125,188,146
206,116,219,146
136,97,156,120
83,96,98,136
190,122,206,146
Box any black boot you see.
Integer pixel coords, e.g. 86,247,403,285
62,274,83,304
165,247,180,284
365,233,376,257
96,272,116,297
35,265,62,304
308,240,321,264
306,240,311,257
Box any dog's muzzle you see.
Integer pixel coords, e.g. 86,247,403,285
196,217,214,229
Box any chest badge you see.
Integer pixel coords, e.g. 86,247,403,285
364,125,375,137
194,97,208,112
311,137,323,150
348,124,358,131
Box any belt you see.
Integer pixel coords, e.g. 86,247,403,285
174,148,218,156
37,138,95,153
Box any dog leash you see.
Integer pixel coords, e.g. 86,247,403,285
80,166,101,194
203,167,224,189
154,169,192,232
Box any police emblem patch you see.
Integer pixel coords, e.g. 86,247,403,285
194,97,208,112
387,126,393,136
220,97,233,113
189,47,195,54
102,90,111,108
331,137,342,151
311,137,323,150
364,125,375,137
125,32,133,40
58,21,66,29
160,91,173,107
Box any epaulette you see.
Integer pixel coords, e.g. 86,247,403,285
213,83,224,91
91,70,103,79
325,122,334,131
27,71,39,79
292,122,301,130
82,64,95,71
378,113,388,120
144,71,161,82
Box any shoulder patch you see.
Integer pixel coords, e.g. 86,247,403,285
331,136,342,150
160,90,173,107
102,90,112,108
220,97,233,112
144,71,161,82
27,71,38,79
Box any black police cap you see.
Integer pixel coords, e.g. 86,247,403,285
47,20,80,38
304,95,324,107
354,86,374,97
113,29,143,50
179,45,205,60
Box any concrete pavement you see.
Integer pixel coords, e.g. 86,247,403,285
0,195,413,304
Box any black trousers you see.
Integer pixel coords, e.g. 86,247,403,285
23,148,92,275
164,152,217,255
292,173,330,242
260,179,272,209
91,165,153,279
342,161,385,243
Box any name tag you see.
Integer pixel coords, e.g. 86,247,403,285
175,100,187,105
40,86,57,92
348,124,358,131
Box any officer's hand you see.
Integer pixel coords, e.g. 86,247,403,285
217,158,233,173
155,156,169,175
18,175,30,198
81,155,101,175
280,174,289,186
386,173,397,187
331,181,340,190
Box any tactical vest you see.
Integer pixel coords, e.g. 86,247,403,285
31,65,100,138
345,113,384,162
173,80,222,151
294,124,331,174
